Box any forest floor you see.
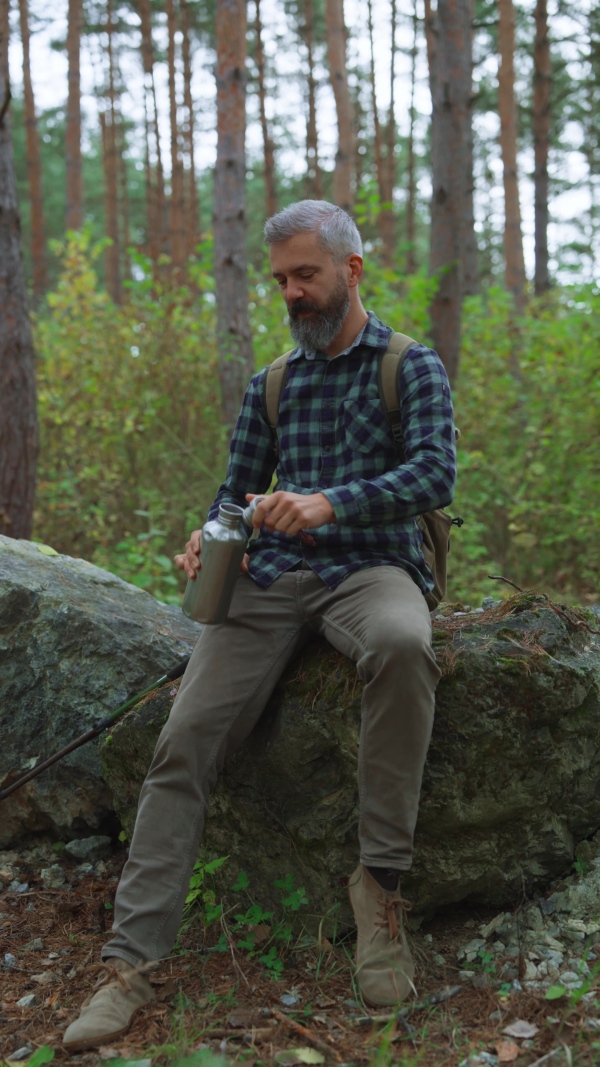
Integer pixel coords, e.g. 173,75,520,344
2,846,600,1067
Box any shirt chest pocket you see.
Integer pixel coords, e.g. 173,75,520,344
341,397,393,454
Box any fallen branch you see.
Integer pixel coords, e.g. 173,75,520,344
351,984,464,1026
272,1008,343,1062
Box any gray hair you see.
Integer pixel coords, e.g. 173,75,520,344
264,200,363,262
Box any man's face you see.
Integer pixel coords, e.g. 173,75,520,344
269,231,351,351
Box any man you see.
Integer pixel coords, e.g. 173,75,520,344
63,200,456,1051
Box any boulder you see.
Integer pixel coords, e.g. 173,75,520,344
102,592,600,922
0,535,200,846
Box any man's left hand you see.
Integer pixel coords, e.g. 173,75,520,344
246,491,336,536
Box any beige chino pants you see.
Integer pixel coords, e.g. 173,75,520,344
103,564,440,967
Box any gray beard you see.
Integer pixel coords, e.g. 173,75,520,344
288,284,350,352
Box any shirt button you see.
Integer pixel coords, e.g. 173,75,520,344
323,445,332,453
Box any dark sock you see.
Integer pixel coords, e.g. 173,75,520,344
367,866,400,892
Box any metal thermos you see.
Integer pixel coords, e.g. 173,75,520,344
181,498,263,624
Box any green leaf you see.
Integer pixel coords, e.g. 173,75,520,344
35,543,59,557
274,1049,324,1066
545,984,567,1000
24,1048,55,1067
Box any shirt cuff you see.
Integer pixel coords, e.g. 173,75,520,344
321,484,364,524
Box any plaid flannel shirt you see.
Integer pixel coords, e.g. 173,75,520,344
208,311,456,598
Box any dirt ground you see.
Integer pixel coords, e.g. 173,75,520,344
2,848,600,1067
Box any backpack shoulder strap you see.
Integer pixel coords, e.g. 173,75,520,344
263,350,295,447
377,332,417,449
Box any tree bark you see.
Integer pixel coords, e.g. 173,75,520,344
426,0,473,384
406,0,418,273
254,0,277,218
367,0,384,217
533,0,550,295
303,0,322,199
103,0,121,303
18,0,46,297
325,0,354,213
498,0,526,312
166,0,185,268
65,0,83,231
138,0,166,261
181,0,199,258
0,7,38,539
462,0,478,295
379,0,397,265
214,0,254,429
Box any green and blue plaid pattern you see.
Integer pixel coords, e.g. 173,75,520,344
208,311,457,597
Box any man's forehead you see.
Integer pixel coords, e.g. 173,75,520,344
269,231,329,271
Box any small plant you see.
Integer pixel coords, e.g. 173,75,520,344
572,849,590,878
473,947,496,976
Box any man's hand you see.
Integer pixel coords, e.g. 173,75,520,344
174,529,250,578
246,491,336,536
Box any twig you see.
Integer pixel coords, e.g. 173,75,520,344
488,575,524,592
352,983,464,1025
526,1048,565,1067
272,1008,343,1062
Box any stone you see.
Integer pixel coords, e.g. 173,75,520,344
24,937,43,951
40,864,66,888
102,592,600,924
65,835,112,862
0,535,200,847
74,863,94,879
9,880,29,893
7,1048,32,1062
560,970,583,985
16,994,37,1008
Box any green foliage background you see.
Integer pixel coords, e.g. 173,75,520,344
33,235,600,607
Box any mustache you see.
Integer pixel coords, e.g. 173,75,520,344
288,298,322,319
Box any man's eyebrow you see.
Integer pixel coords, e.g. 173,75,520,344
272,263,322,277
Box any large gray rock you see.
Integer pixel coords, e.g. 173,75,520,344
0,536,200,846
102,593,600,923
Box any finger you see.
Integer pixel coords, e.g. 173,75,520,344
240,553,250,573
184,560,200,579
174,553,186,570
252,494,278,528
189,530,202,555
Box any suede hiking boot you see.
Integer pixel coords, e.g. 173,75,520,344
348,864,415,1006
62,957,155,1052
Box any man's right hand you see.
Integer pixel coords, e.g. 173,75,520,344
174,529,250,578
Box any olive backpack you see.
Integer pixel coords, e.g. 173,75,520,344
263,331,462,610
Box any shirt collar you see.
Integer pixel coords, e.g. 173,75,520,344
287,310,391,363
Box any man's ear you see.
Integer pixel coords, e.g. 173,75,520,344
347,253,364,288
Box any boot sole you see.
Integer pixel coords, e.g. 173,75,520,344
63,1006,144,1053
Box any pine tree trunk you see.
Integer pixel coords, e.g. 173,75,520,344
167,0,185,268
426,0,473,384
303,0,322,199
406,0,418,273
367,0,384,214
0,9,38,539
379,0,397,265
254,0,277,218
18,0,46,297
65,0,83,231
119,123,131,280
462,0,478,295
498,0,526,312
325,0,354,213
181,0,199,257
214,0,254,429
138,0,164,261
533,0,550,295
103,0,121,303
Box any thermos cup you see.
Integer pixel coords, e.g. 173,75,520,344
181,497,264,624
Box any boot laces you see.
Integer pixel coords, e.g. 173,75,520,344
375,893,412,940
88,961,133,995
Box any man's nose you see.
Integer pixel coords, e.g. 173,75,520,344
285,280,305,302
